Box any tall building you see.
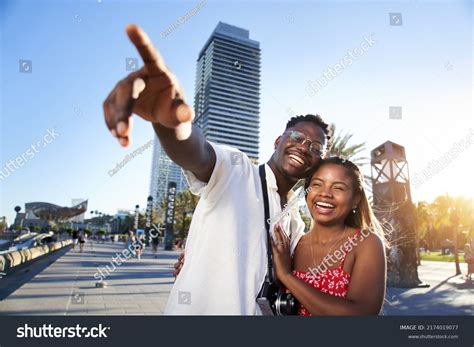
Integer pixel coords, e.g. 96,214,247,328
148,22,261,212
149,136,187,213
194,22,261,160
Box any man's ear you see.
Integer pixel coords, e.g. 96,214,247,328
274,135,282,150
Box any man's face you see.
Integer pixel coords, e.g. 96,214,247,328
273,121,326,180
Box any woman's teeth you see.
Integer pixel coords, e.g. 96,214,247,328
315,202,335,209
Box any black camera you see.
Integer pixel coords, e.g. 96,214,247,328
257,280,298,316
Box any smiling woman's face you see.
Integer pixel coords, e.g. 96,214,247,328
306,163,360,226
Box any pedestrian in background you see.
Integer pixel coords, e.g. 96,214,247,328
464,243,473,280
72,229,79,251
78,229,86,253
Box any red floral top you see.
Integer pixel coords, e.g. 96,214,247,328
292,229,361,316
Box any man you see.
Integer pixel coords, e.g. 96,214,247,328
72,228,79,251
103,24,331,314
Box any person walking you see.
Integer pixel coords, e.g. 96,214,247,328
72,228,79,251
78,229,86,253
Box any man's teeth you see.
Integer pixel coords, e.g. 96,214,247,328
316,202,335,208
289,154,305,165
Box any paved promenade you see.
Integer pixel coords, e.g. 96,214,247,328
384,261,473,315
0,241,180,315
0,241,472,315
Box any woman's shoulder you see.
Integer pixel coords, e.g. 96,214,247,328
354,228,385,255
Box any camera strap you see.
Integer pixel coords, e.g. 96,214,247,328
259,164,274,283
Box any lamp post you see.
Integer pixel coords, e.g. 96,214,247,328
134,205,140,232
144,196,153,246
164,183,177,251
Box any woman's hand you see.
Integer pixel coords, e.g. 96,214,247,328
270,223,293,283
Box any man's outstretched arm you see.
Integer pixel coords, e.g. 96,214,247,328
152,123,215,183
103,24,215,182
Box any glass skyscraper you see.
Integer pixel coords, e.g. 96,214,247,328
149,136,187,212
194,22,261,160
149,22,261,211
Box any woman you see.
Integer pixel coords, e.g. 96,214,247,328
271,157,387,315
78,229,86,253
126,230,135,252
173,157,387,315
135,233,145,261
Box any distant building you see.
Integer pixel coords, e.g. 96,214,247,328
70,199,86,223
149,136,187,214
14,201,88,230
148,22,261,214
194,22,261,160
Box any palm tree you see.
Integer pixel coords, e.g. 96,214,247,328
174,190,200,240
431,195,452,231
326,124,368,165
157,189,199,240
0,216,7,233
293,124,368,193
431,194,462,274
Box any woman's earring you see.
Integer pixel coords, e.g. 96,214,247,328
352,207,357,214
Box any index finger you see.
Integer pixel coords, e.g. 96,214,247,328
126,24,167,76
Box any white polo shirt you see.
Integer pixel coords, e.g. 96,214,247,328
163,142,305,315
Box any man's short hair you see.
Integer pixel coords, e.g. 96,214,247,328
285,114,332,148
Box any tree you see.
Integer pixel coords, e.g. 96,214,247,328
326,124,368,165
431,195,452,231
174,190,200,240
118,215,135,234
414,202,431,242
293,123,368,192
412,195,474,275
0,217,7,233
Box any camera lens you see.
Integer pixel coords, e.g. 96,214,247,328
274,292,298,315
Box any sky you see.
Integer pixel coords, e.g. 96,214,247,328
0,0,472,223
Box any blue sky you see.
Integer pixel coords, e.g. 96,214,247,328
1,0,472,223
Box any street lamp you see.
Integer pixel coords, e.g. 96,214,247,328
134,205,140,232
